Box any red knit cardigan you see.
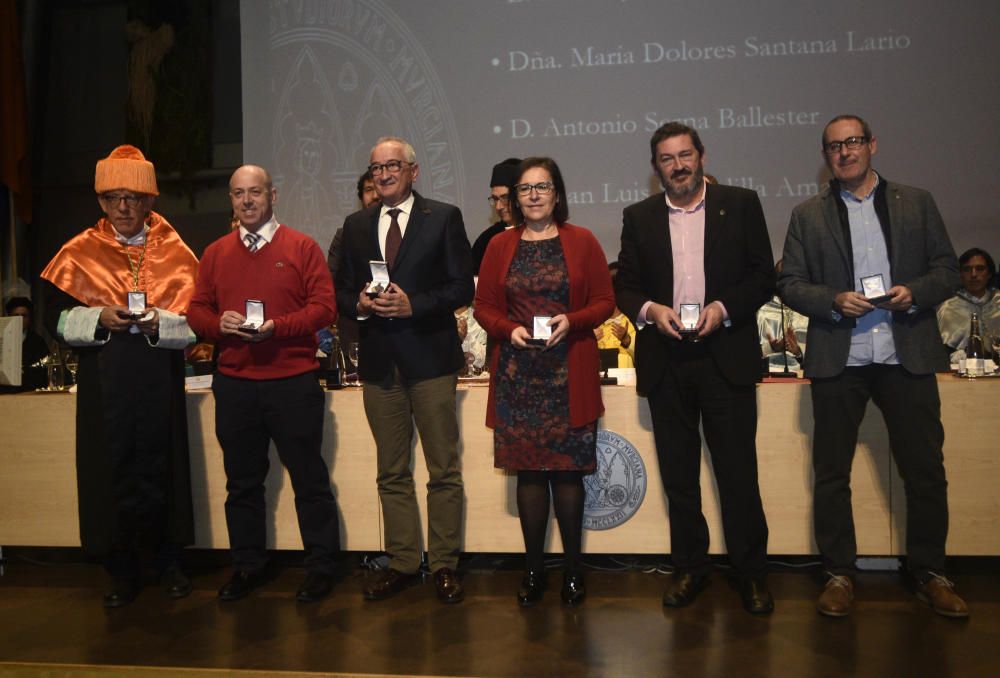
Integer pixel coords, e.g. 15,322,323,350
474,222,615,428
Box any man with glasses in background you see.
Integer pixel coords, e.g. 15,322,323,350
779,115,967,618
471,158,521,275
326,169,381,367
336,136,474,604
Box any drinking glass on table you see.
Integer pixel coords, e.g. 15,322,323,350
46,351,64,390
64,350,80,386
348,342,360,385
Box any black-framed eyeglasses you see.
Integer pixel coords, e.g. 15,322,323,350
99,193,143,208
368,160,412,175
961,264,989,273
514,182,554,196
487,194,510,207
823,136,869,154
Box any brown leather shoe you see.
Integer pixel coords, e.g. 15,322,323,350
433,567,464,604
362,568,419,601
817,574,854,617
917,574,969,618
662,572,709,608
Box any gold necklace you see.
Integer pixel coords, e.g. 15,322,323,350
122,227,149,291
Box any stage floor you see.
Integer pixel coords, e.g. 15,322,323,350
1,550,998,677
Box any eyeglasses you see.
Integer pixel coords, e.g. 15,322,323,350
823,136,869,154
514,182,554,196
230,187,268,200
961,264,989,273
368,160,412,175
99,193,143,208
487,194,510,207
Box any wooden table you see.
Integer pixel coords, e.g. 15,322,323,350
1,376,997,555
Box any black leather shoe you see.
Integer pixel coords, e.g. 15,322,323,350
561,571,586,607
433,567,465,604
161,565,192,599
103,577,141,608
517,569,547,607
362,568,419,601
218,569,268,602
737,576,774,615
662,572,709,608
296,571,334,603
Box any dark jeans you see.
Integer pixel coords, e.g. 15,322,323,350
811,365,948,580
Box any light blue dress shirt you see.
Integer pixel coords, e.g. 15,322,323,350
842,178,899,366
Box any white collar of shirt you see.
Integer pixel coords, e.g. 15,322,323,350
378,193,416,254
664,179,707,213
239,216,280,249
380,193,415,224
112,225,147,246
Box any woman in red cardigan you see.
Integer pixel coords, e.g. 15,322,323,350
475,157,614,606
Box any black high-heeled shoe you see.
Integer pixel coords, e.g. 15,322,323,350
561,571,586,606
518,569,547,607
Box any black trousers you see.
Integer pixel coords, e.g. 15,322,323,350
647,345,769,577
811,365,948,579
213,371,341,574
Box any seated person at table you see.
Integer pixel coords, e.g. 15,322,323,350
594,262,636,368
455,304,487,374
757,260,808,373
1,297,49,392
937,247,1000,363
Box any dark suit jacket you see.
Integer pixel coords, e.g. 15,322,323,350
615,183,775,396
778,177,958,378
335,191,474,381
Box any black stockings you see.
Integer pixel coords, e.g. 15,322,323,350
516,470,585,573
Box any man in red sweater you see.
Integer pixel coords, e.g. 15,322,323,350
187,165,341,603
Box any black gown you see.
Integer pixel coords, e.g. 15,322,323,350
44,281,194,561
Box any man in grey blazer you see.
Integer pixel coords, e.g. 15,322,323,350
779,115,967,618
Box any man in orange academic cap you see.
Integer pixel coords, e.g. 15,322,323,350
41,145,199,608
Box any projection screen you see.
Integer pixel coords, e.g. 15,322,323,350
241,0,1000,263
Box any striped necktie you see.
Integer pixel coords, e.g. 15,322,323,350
244,232,261,252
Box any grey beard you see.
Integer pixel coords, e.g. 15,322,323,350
665,164,705,203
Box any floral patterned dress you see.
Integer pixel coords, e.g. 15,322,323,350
494,237,597,471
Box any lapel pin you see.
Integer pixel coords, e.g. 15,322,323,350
719,209,726,216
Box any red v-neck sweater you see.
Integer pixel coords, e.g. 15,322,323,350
187,226,337,380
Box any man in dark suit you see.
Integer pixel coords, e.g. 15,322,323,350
336,136,474,604
779,115,968,618
615,122,775,614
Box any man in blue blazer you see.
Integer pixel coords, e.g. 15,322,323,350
336,136,474,604
779,115,967,618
